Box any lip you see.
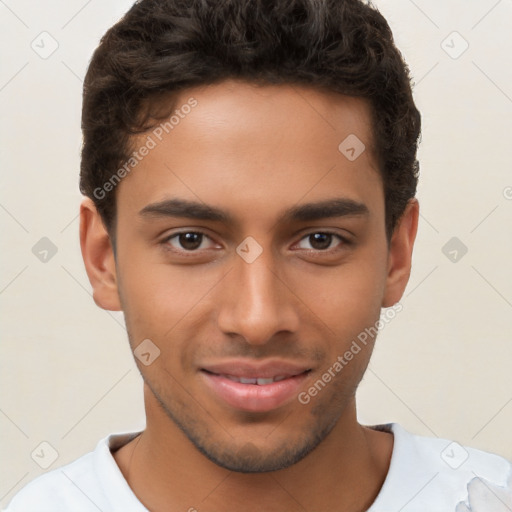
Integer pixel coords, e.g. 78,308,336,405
200,360,311,413
200,360,311,379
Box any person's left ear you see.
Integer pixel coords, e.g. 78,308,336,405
79,197,122,311
382,198,419,307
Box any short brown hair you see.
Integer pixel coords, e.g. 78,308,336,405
80,0,421,241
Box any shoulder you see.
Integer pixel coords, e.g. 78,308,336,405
370,423,512,511
3,431,143,512
3,451,98,512
392,423,511,478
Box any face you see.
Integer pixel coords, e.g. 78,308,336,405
91,80,410,473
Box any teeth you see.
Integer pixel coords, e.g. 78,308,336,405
256,378,274,385
240,377,257,384
223,375,289,385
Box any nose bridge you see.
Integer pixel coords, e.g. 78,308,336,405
217,243,298,344
241,254,280,315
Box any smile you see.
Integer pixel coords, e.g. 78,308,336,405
221,374,289,385
200,365,311,413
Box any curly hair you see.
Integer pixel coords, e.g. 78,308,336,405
80,0,420,241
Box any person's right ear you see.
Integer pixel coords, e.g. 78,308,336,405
79,197,121,311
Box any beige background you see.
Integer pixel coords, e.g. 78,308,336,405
1,0,511,506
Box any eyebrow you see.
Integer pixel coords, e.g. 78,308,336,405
139,197,369,223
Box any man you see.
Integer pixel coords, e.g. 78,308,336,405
5,0,511,510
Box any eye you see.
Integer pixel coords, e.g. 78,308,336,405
163,231,217,252
295,232,346,251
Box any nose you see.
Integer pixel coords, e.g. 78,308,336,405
216,246,300,345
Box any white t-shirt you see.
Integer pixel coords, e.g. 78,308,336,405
4,423,511,512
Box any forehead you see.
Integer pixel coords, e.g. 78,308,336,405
117,79,383,227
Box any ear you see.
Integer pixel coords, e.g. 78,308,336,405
382,199,419,307
79,197,121,311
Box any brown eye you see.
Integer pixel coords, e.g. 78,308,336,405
165,231,216,252
178,233,203,250
296,232,343,251
309,233,332,250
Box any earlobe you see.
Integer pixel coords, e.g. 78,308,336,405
381,199,419,308
79,197,121,311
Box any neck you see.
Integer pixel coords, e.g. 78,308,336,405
114,389,393,512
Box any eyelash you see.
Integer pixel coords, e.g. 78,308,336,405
160,230,350,255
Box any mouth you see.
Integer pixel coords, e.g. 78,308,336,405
199,362,312,412
213,374,292,385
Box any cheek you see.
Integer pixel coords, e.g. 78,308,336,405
117,237,195,314
116,247,224,363
291,256,387,341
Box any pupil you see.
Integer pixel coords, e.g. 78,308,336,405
310,233,331,250
179,233,202,250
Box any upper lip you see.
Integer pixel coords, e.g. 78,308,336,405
200,360,311,379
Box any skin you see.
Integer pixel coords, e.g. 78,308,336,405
80,79,419,511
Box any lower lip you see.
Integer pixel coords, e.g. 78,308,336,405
200,371,310,413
